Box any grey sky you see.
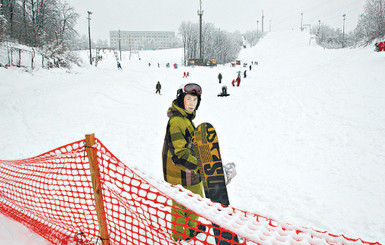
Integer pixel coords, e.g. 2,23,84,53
66,0,366,41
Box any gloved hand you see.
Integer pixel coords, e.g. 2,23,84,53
224,162,237,185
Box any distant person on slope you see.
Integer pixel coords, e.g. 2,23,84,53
218,72,223,83
156,81,162,94
162,83,206,241
236,76,241,86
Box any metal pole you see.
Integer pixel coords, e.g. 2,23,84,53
261,10,264,34
197,0,204,60
342,14,346,47
118,30,122,61
269,19,271,32
257,20,259,33
301,13,303,31
318,20,321,36
87,11,93,65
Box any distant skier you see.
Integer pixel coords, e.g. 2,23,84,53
249,65,252,71
243,70,247,78
183,72,187,78
218,73,222,84
156,81,162,94
117,62,122,70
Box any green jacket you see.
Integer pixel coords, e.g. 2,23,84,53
162,100,201,186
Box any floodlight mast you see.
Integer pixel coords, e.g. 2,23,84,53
87,11,93,65
197,0,204,59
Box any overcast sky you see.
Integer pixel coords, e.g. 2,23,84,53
65,0,366,41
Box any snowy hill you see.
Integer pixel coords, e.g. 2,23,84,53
0,30,384,244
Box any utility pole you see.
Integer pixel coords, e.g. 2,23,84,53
197,0,204,59
342,14,346,47
300,13,303,31
118,29,122,61
261,10,264,34
87,11,93,65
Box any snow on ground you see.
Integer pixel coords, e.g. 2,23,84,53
0,30,384,244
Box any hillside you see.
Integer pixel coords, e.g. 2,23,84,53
0,30,384,244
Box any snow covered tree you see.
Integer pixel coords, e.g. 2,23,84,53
0,3,7,42
179,21,242,64
355,0,385,44
243,30,263,47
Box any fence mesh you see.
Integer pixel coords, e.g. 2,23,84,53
0,138,381,245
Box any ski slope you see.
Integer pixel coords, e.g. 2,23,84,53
0,30,384,244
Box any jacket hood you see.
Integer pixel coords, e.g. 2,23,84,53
167,100,196,120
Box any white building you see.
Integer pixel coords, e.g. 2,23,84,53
110,31,177,51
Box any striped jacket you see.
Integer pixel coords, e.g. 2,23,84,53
162,100,201,186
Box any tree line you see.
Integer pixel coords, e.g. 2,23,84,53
179,21,263,65
311,0,385,48
0,0,80,67
1,0,384,68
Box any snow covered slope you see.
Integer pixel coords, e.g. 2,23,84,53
0,30,384,244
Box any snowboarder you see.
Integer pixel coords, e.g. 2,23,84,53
156,81,162,94
244,70,247,78
218,85,230,97
162,83,206,241
218,73,222,84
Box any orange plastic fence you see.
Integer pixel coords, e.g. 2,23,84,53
0,138,381,245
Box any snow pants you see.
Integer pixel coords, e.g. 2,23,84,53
171,182,204,241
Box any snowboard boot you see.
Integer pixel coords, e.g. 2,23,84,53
189,224,207,238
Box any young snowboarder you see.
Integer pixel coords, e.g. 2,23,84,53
156,81,162,94
162,83,206,241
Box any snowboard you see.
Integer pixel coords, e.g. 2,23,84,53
192,123,243,245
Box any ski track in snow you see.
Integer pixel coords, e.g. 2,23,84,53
0,30,385,244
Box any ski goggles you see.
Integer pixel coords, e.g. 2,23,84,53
183,83,202,95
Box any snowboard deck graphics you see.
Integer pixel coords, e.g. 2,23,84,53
192,123,243,245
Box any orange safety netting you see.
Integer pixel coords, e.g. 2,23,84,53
0,138,381,245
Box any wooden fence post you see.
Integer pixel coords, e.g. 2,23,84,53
85,133,110,245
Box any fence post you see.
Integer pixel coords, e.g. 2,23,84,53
85,133,110,245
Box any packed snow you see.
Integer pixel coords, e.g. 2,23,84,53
0,30,384,244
